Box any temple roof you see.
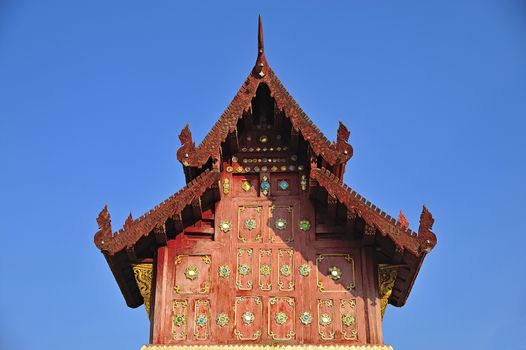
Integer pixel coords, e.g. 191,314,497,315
93,17,436,309
177,17,353,178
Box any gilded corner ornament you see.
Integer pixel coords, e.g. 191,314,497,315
132,263,153,318
378,264,398,319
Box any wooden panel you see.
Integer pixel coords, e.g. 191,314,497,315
269,205,294,243
193,299,211,340
277,248,295,291
237,205,263,243
258,248,272,291
236,248,254,290
171,299,188,341
234,296,263,340
339,299,358,341
317,299,336,340
315,253,355,293
268,296,296,341
174,255,211,295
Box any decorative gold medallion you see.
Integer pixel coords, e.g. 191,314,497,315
241,180,251,192
259,264,271,276
223,178,230,194
174,313,186,327
259,135,268,143
274,312,288,325
319,313,332,326
242,311,255,325
300,174,307,191
195,314,208,327
218,265,231,278
328,266,342,280
245,218,257,231
219,220,232,233
275,218,287,231
299,263,311,277
299,220,311,232
226,166,233,173
280,264,291,277
300,312,313,325
216,313,229,327
236,166,244,173
238,264,251,276
184,266,199,280
342,314,355,327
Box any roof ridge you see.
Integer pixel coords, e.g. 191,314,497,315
94,169,220,254
310,167,432,256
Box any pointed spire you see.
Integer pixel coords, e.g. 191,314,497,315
254,15,268,78
258,15,264,55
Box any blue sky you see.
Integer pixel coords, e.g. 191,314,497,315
1,1,525,349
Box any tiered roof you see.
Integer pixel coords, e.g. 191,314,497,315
94,17,436,309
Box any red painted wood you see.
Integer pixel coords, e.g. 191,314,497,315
151,170,382,346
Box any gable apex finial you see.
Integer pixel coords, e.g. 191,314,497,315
254,15,268,78
258,15,264,54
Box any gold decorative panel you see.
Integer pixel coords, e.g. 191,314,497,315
315,254,355,293
171,300,188,341
267,297,296,340
269,205,294,243
132,263,152,318
317,299,335,340
236,248,254,290
258,249,272,290
193,299,211,340
340,299,358,340
238,206,263,243
174,255,211,295
234,296,263,340
278,248,295,291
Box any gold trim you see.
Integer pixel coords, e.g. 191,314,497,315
269,205,294,243
378,264,399,319
236,248,254,290
193,299,210,340
317,299,335,340
316,254,355,292
234,296,263,340
238,206,263,243
258,249,272,290
278,248,294,291
141,345,394,350
173,255,211,295
268,297,296,340
340,299,358,340
132,264,152,318
171,300,188,341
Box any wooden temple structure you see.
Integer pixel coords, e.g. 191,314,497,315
94,17,437,350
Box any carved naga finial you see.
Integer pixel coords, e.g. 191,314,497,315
176,124,197,165
94,205,112,249
417,206,437,253
179,124,193,146
335,121,354,160
253,16,268,78
398,210,409,230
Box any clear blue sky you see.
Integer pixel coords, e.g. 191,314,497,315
1,1,525,349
